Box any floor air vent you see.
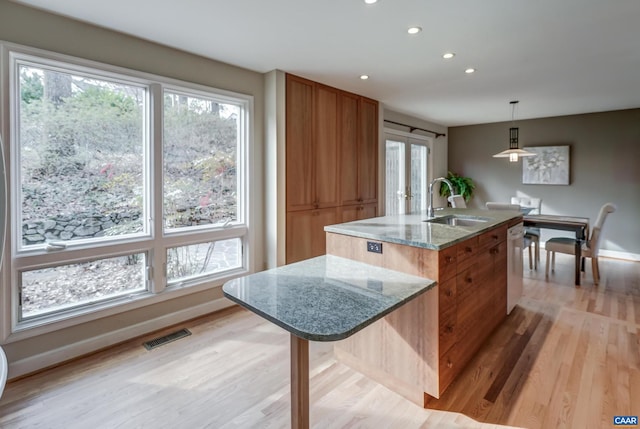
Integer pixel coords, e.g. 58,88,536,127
143,328,192,350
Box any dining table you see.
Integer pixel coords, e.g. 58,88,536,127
523,214,590,285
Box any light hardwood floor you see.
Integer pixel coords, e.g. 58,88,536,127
0,254,637,428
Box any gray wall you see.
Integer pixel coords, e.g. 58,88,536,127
449,108,640,256
0,0,265,374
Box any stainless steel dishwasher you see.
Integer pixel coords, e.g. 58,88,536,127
507,223,524,314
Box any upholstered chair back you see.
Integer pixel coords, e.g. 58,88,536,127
510,197,542,214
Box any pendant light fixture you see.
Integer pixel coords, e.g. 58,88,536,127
493,100,536,162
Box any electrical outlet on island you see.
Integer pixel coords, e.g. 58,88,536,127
367,241,383,254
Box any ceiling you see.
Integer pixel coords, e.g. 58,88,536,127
13,0,640,126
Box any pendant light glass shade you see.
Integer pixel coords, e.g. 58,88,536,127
493,101,536,162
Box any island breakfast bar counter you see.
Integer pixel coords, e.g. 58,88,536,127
223,255,436,429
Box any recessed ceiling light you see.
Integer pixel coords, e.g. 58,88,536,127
364,0,377,4
465,68,476,74
407,26,422,35
360,75,369,80
443,52,455,59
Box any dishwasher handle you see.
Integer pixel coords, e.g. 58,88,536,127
508,223,524,240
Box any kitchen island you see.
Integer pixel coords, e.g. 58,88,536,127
325,208,522,406
223,255,436,429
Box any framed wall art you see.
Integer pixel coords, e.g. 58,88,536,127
522,145,570,185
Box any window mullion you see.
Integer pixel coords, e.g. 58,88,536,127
150,83,164,294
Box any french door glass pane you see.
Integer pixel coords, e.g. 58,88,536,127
163,90,240,231
385,140,405,216
166,238,242,283
20,253,146,320
410,144,428,213
18,64,146,249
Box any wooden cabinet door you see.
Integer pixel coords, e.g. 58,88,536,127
341,94,378,206
358,97,378,204
488,239,508,325
340,203,377,223
286,75,315,211
286,208,338,263
360,203,377,220
340,205,360,223
339,92,360,206
438,278,457,357
314,84,339,208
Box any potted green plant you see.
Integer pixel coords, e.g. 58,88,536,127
439,171,475,202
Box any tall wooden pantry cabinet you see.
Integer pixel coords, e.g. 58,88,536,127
285,74,379,263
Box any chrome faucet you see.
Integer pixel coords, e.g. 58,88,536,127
427,177,455,218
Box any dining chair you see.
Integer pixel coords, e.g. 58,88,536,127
447,194,466,208
485,202,534,269
510,197,542,214
545,202,616,285
511,196,542,269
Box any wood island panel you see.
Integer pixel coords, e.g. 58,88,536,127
326,232,446,279
334,288,439,405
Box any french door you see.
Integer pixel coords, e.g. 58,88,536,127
384,131,432,215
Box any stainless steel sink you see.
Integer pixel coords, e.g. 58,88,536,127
423,215,491,227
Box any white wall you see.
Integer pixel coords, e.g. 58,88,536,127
0,0,266,378
263,70,286,269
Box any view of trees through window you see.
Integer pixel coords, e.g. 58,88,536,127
19,64,146,247
13,55,246,322
163,90,239,230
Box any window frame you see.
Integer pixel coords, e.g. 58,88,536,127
0,42,254,342
383,128,434,216
12,53,153,255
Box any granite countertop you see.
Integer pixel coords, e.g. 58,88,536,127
325,208,522,251
222,255,436,342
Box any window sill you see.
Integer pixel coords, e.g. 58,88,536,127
4,267,250,343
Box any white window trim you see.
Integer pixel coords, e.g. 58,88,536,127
0,41,255,343
382,128,434,216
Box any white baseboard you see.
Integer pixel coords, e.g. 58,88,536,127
539,243,640,262
8,298,234,380
599,249,640,262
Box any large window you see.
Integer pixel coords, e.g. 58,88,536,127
4,45,251,332
18,62,148,249
163,89,240,230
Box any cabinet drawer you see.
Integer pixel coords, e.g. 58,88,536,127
456,236,479,272
438,246,457,281
439,304,457,356
439,347,461,394
492,240,508,266
478,224,507,247
455,263,492,306
439,278,456,305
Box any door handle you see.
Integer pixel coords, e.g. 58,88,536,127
405,186,413,200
